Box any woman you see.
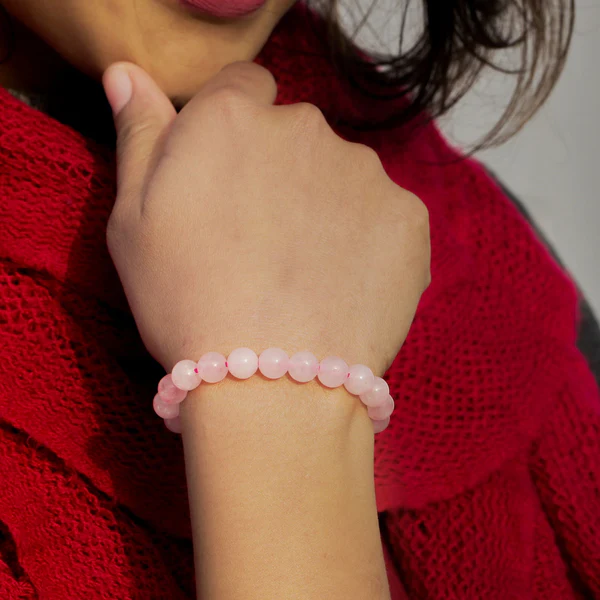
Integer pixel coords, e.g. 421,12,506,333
0,0,598,599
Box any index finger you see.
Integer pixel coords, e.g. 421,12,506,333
184,61,278,110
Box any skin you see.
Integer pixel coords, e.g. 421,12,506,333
104,60,429,599
1,3,431,598
0,0,295,101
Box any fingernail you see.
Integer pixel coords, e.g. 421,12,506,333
104,65,132,116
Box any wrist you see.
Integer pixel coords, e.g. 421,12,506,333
153,345,394,436
179,377,387,600
158,328,385,379
179,375,373,443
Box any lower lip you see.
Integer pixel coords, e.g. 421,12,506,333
179,0,267,18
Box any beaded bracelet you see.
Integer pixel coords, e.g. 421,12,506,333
153,348,394,435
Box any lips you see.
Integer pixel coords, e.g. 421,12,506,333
179,0,267,19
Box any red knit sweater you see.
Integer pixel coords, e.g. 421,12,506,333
1,6,599,599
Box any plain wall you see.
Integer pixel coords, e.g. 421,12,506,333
473,1,600,315
348,0,600,314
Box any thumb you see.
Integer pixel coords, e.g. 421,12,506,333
103,62,176,206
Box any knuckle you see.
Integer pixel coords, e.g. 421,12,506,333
410,194,430,231
404,195,432,291
354,143,383,171
219,61,259,78
424,267,432,290
421,252,432,292
389,190,431,289
116,118,157,156
206,86,250,119
220,61,275,89
397,190,429,231
290,102,327,135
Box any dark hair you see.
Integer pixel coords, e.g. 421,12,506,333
0,6,14,64
2,2,573,148
316,0,574,147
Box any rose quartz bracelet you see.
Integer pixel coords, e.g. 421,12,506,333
153,348,394,435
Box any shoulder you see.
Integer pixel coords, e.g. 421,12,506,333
368,124,588,508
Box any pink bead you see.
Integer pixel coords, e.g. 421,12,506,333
227,347,259,379
367,394,395,420
198,352,228,383
153,393,180,419
171,359,202,391
288,351,319,383
157,374,187,405
317,356,349,388
359,376,390,408
258,348,289,379
164,416,183,434
372,416,390,434
344,364,375,396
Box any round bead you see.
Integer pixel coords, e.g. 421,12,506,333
372,416,390,434
164,416,183,434
227,347,259,379
171,359,202,391
198,352,228,383
317,356,349,388
157,374,187,405
367,394,395,421
359,376,390,408
288,351,319,383
258,348,289,379
344,364,375,396
153,393,180,419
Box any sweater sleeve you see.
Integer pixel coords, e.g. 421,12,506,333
0,520,35,599
0,542,36,600
0,570,36,600
530,345,600,597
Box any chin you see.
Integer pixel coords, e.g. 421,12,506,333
152,67,218,107
143,52,255,106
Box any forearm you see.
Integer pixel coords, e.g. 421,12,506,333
180,377,390,600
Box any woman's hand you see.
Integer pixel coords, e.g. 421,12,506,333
103,61,430,374
104,61,422,600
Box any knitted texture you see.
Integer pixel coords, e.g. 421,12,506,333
1,5,599,599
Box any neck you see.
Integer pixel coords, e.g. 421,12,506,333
0,16,115,145
0,16,69,93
